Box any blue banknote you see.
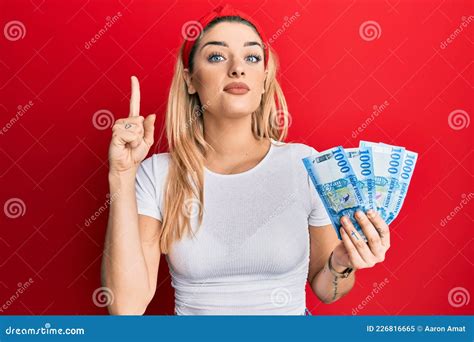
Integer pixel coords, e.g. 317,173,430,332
303,141,417,240
345,146,376,211
359,141,406,221
303,146,368,241
385,149,418,224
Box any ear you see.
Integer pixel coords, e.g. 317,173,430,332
183,68,197,94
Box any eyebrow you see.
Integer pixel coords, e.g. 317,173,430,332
199,41,263,51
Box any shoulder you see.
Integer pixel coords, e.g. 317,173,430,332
140,152,171,169
271,139,319,160
138,152,171,182
270,140,322,181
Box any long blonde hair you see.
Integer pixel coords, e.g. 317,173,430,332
159,16,290,254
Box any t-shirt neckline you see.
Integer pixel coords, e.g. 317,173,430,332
204,139,275,178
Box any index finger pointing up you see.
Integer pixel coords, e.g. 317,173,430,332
129,75,140,117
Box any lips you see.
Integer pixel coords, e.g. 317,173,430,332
224,82,250,95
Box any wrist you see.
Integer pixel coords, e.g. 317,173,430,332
330,253,350,273
328,251,354,278
108,167,138,188
109,167,138,180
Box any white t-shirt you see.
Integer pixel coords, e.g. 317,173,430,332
135,139,332,315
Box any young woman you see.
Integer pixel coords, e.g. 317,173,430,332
102,4,390,315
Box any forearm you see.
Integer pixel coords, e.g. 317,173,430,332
310,254,356,304
102,168,151,314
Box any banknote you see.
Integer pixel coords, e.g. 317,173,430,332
345,146,376,211
303,141,416,240
385,149,418,224
303,146,368,242
359,141,406,221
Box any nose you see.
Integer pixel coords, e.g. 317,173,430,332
228,56,245,77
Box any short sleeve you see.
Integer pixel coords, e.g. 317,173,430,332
305,147,332,227
135,154,168,221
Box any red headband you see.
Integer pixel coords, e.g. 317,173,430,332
181,4,269,69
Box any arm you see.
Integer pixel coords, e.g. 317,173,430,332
307,224,356,304
101,169,162,315
101,76,159,315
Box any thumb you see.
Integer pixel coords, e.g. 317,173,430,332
143,114,156,147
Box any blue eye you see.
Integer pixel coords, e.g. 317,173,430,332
246,54,262,63
207,52,262,64
208,53,225,63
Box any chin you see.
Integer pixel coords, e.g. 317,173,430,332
220,100,260,117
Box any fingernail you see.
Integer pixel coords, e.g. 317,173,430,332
367,209,376,218
341,216,348,224
355,210,363,218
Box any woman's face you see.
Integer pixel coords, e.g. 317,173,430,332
184,21,267,119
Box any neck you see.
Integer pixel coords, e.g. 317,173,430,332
203,113,265,157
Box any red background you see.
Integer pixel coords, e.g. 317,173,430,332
0,0,472,315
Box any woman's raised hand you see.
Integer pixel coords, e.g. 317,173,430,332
108,76,156,174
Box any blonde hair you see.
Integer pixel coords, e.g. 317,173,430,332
159,17,290,254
